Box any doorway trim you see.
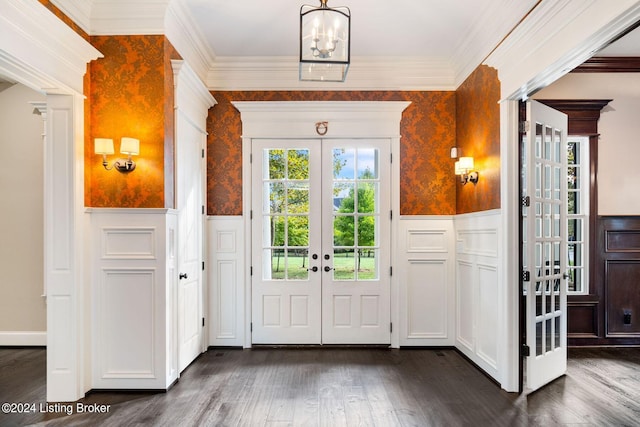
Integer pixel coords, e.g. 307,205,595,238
233,101,411,348
485,0,640,392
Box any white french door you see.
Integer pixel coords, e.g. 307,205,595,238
522,100,568,392
251,138,391,345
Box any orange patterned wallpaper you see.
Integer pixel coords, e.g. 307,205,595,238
208,91,456,216
87,35,177,208
455,65,501,214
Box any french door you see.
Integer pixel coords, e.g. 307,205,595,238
251,138,391,345
521,100,568,392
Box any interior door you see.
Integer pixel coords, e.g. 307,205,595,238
176,111,205,372
251,138,391,345
321,140,391,344
522,100,568,392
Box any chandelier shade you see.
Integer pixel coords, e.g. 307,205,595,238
299,0,351,82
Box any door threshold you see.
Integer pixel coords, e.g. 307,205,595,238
251,344,391,349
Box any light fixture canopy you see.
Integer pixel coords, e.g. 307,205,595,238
299,0,351,82
95,137,140,173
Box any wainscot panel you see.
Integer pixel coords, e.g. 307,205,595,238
454,210,501,380
207,216,245,347
88,208,178,389
398,217,455,346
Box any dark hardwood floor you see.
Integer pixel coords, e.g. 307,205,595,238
1,346,639,426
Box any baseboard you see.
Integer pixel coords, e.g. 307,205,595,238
0,331,46,346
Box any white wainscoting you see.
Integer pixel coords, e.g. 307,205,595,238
207,216,245,347
454,209,501,380
397,216,455,346
88,209,178,390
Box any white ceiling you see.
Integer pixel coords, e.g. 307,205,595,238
182,0,539,89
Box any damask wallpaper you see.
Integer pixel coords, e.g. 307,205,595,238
207,91,457,216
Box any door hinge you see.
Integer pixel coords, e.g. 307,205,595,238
202,205,205,215
250,210,253,220
390,323,393,333
390,153,393,163
522,270,531,282
202,261,205,271
521,344,530,357
202,317,205,327
250,322,253,332
519,121,530,133
390,210,393,220
390,266,393,277
202,148,205,158
521,196,530,207
250,266,253,276
250,153,253,163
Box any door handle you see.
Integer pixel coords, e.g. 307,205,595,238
307,266,318,272
324,266,334,272
179,273,188,280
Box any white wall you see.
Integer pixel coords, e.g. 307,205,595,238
534,73,640,215
0,83,46,344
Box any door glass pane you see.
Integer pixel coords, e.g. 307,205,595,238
333,148,355,179
287,183,309,213
334,249,355,280
357,148,378,179
288,149,309,180
332,147,381,282
262,147,312,282
268,149,285,179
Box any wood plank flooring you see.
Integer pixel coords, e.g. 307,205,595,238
1,347,639,426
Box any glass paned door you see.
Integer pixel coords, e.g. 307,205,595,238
522,101,568,392
252,140,322,344
251,138,391,345
322,140,391,344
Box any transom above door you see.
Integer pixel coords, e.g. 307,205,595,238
251,138,391,344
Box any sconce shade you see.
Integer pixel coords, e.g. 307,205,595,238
95,138,114,155
299,0,351,82
458,156,474,171
120,137,140,156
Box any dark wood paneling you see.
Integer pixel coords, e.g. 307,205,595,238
568,298,599,337
605,260,640,336
572,56,640,73
536,100,611,136
591,216,640,345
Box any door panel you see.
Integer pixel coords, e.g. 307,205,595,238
176,111,204,372
523,100,568,392
251,140,322,344
322,140,391,344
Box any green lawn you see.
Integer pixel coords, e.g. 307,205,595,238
270,253,377,280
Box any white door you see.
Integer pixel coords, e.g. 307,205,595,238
522,100,568,392
176,112,205,372
321,140,391,344
251,139,391,344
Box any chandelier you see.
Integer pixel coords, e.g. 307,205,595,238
299,0,351,82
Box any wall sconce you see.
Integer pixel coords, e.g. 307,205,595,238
455,156,479,185
95,137,139,173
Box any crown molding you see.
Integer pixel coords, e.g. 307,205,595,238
50,0,92,33
90,0,169,35
165,0,216,84
452,0,540,86
206,56,456,91
485,0,640,99
0,0,102,94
